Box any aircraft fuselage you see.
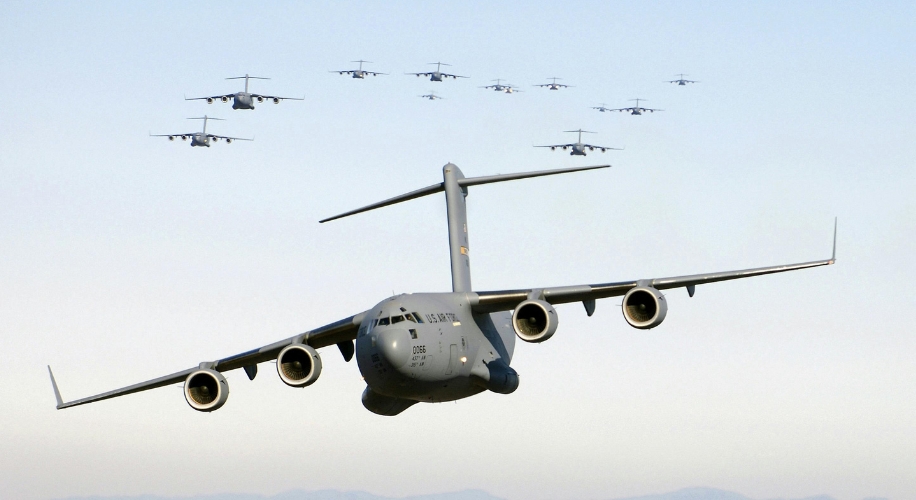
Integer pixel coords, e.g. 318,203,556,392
355,292,517,415
570,144,587,155
190,133,209,147
352,71,366,79
232,92,255,110
430,72,443,82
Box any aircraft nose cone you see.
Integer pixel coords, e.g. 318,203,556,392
376,329,412,369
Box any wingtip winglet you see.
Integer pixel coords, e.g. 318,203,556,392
48,365,63,409
831,217,838,263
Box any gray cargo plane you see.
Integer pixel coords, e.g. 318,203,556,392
481,79,521,93
48,164,835,416
407,62,468,82
534,77,572,90
536,129,622,155
419,91,444,100
332,60,387,79
149,116,252,147
668,74,698,86
598,98,662,115
185,74,304,110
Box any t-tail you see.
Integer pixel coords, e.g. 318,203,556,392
188,115,224,134
320,163,611,292
226,74,269,93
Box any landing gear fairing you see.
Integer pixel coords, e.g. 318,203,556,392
48,165,836,416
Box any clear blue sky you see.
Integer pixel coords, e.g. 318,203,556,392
1,2,914,500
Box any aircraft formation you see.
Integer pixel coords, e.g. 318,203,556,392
51,62,837,417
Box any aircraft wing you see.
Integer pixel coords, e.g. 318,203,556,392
207,134,253,142
581,143,623,151
407,72,433,77
185,94,234,102
50,311,368,410
534,143,575,149
249,94,305,101
471,224,836,314
441,73,469,79
149,132,198,138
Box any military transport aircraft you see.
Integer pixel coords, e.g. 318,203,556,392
419,92,444,100
668,74,698,86
185,74,304,110
48,164,836,416
149,116,252,147
536,129,622,156
534,77,572,90
407,62,468,82
599,98,663,115
332,60,387,79
481,79,521,93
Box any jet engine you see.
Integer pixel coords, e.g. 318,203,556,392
211,137,218,142
206,98,213,104
600,148,606,152
168,136,174,141
221,96,229,103
550,147,556,151
225,138,232,144
184,369,229,412
277,343,322,387
181,136,187,140
272,98,279,104
512,299,558,343
257,96,263,103
562,146,568,150
588,146,595,151
621,286,667,329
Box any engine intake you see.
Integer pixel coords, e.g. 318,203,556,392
277,343,322,387
512,299,558,343
622,286,667,329
184,369,229,412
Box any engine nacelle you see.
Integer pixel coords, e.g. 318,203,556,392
550,146,556,151
277,343,322,387
512,299,558,343
622,286,668,329
600,148,606,152
168,136,174,141
184,369,229,412
256,96,264,103
181,136,187,141
206,98,213,104
272,97,280,104
562,146,568,150
588,146,595,151
221,96,229,103
225,138,232,144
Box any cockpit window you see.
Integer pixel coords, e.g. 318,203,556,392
378,317,390,326
404,313,417,323
391,315,405,324
412,312,424,323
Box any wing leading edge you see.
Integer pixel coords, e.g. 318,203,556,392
50,311,367,410
471,221,836,313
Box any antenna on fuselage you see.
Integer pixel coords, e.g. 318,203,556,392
320,164,610,292
226,74,270,93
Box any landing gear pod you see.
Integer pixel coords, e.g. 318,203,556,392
276,344,322,388
622,286,668,329
512,299,558,343
184,369,229,412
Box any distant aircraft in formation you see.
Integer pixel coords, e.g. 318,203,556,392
48,164,836,416
536,129,622,156
419,92,444,100
407,62,468,82
597,98,662,115
668,74,698,86
149,116,252,147
185,74,304,110
534,77,571,90
332,60,387,79
481,79,521,93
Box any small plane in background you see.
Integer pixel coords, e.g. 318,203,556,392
332,60,387,79
481,79,521,93
149,116,252,147
668,74,698,86
407,62,468,82
534,77,572,90
419,92,444,100
598,98,663,115
536,129,622,156
185,74,304,110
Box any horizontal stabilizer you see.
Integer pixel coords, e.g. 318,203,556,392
320,164,610,223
